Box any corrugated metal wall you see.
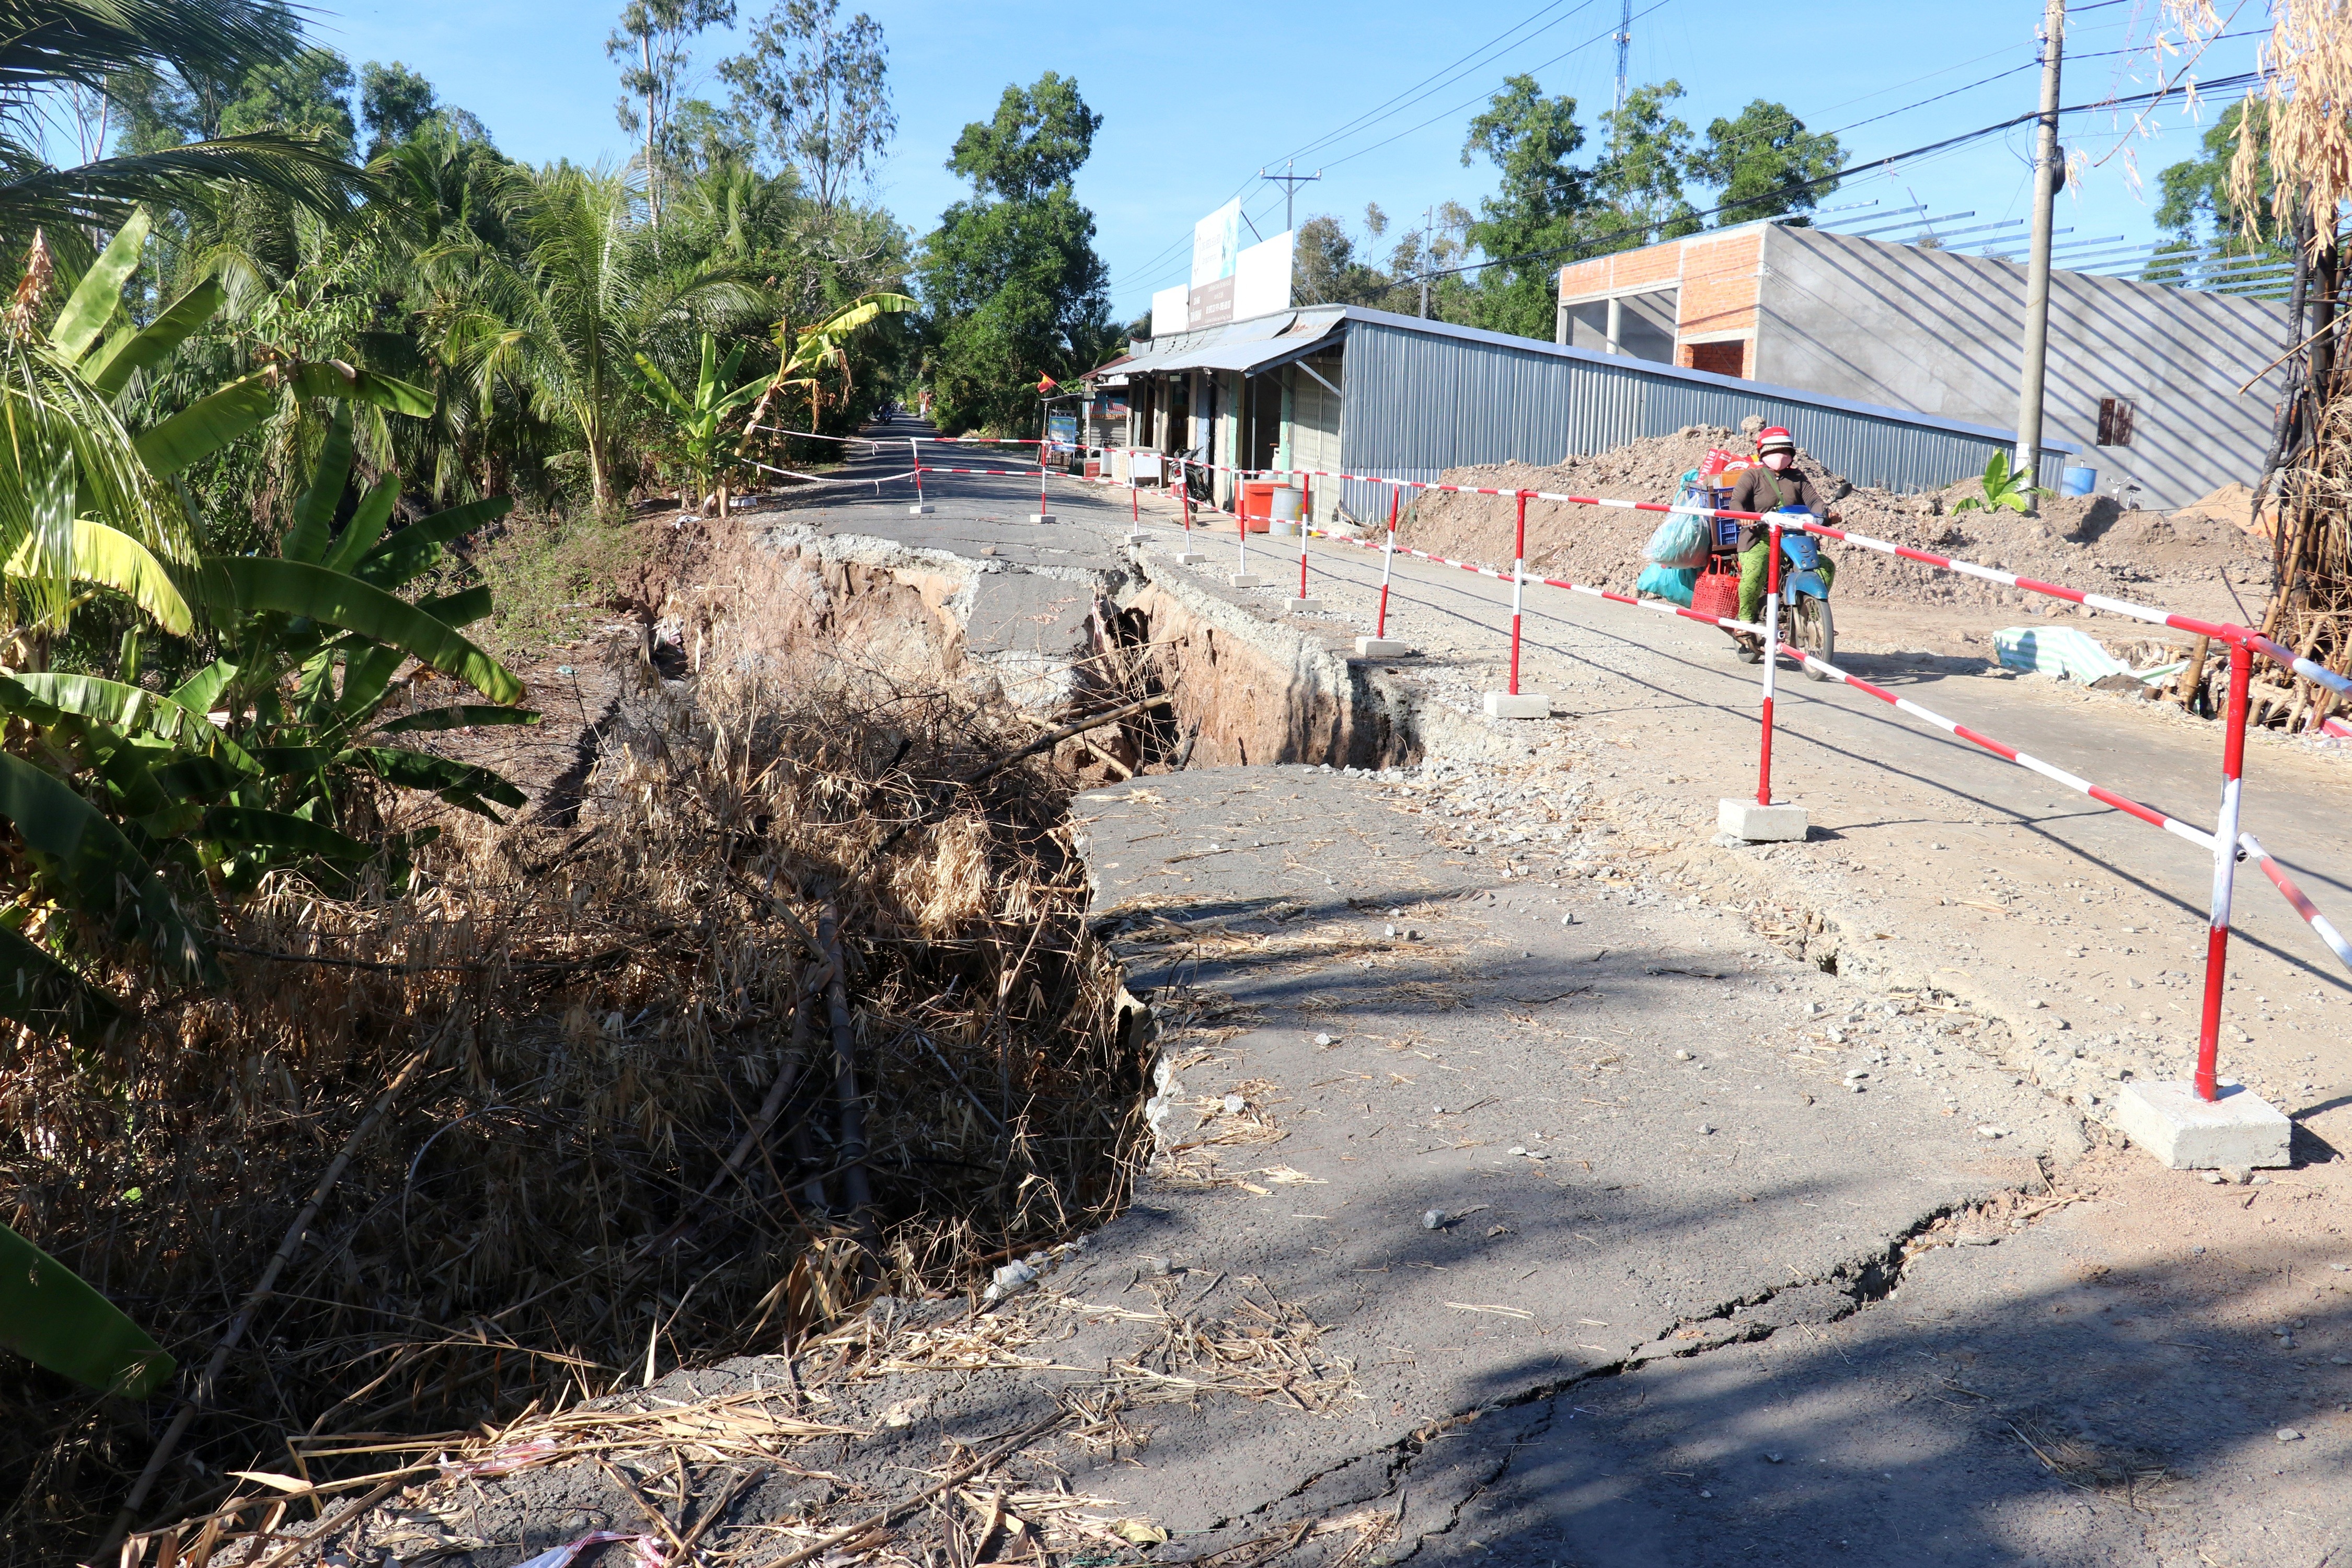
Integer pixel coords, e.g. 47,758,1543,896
1287,351,1344,524
1333,318,2058,522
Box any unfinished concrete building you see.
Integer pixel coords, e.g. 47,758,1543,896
1555,223,2288,511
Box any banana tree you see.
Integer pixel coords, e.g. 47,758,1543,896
629,331,767,517
744,291,916,453
0,209,434,660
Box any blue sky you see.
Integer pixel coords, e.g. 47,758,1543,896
310,0,2270,317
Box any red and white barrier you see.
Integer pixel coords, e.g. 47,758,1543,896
2241,831,2352,976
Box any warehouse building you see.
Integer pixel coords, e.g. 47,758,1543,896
1090,302,2074,531
1554,221,2288,511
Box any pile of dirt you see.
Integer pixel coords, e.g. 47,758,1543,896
1394,425,2268,625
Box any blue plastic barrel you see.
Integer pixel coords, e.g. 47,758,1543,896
2060,466,2097,497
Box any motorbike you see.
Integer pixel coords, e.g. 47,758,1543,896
1768,506,1834,679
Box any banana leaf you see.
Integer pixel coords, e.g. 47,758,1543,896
356,748,526,811
136,363,431,477
202,806,370,861
320,477,399,576
0,754,208,978
6,519,193,636
0,923,124,1046
3,674,259,773
193,558,521,705
168,661,238,718
82,279,226,399
418,585,490,629
358,496,511,589
374,705,541,735
51,209,151,364
282,407,354,566
0,1217,172,1398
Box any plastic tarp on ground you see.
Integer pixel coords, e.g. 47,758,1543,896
1994,626,2136,683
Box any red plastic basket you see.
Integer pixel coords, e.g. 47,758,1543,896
1691,559,1740,621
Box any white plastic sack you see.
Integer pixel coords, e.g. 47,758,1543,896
1643,513,1712,569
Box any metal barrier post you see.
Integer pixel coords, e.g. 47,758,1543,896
1031,442,1053,524
2195,640,2253,1101
1288,471,1318,612
1377,485,1398,636
1230,464,1263,587
909,437,932,515
1759,519,1781,805
1483,491,1547,718
1352,481,1416,659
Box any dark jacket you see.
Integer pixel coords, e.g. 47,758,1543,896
1724,464,1825,552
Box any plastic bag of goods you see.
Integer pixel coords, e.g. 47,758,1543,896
1636,563,1698,606
1643,511,1712,569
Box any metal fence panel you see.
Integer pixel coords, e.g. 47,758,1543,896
1335,319,2064,515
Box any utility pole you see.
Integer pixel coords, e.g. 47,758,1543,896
1259,161,1321,235
2014,0,2066,505
1420,205,1434,318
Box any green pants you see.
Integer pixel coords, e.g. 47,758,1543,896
1738,540,1835,625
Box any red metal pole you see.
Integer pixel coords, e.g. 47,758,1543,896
1181,459,1192,535
1131,451,1139,522
2195,640,2253,1102
1376,483,1399,637
911,437,924,506
1298,472,1312,597
1758,518,1781,805
1508,490,1528,696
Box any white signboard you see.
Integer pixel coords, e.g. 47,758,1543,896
1233,230,1294,321
1150,284,1189,339
1191,199,1241,287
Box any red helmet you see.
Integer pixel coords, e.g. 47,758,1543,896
1755,425,1795,456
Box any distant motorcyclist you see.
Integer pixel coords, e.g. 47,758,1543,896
1721,426,1839,660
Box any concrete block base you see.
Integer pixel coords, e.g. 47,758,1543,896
1718,798,1810,843
1355,637,1413,658
1175,550,1208,564
1125,531,1148,545
1483,691,1551,719
1028,512,1056,524
909,503,936,515
2115,1080,2292,1169
1286,597,1323,614
1228,573,1266,589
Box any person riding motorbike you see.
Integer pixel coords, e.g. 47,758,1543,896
1720,426,1838,662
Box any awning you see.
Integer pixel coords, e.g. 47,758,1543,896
1172,327,1343,375
1115,314,1342,379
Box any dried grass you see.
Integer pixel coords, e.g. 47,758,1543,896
0,641,1151,1562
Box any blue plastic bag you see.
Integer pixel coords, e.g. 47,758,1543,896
1643,512,1711,569
1635,563,1698,606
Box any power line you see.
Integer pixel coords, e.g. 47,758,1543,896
1409,71,2264,288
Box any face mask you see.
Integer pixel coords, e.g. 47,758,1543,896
1763,453,1793,471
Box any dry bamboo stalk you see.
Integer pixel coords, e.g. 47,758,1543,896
93,1049,436,1565
817,903,879,1262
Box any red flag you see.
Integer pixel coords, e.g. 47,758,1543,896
1037,373,1059,394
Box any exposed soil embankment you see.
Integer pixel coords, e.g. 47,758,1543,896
1399,426,2267,631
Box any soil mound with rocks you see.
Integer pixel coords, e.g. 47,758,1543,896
1393,425,2265,625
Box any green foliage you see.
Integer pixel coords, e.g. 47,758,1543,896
453,507,641,652
359,59,439,157
919,73,1108,434
0,1219,173,1398
2149,102,2285,284
630,330,767,503
1436,77,1839,341
1952,450,2045,515
1689,100,1843,227
719,0,894,209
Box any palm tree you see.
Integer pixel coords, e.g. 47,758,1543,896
455,163,763,506
0,1,374,241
